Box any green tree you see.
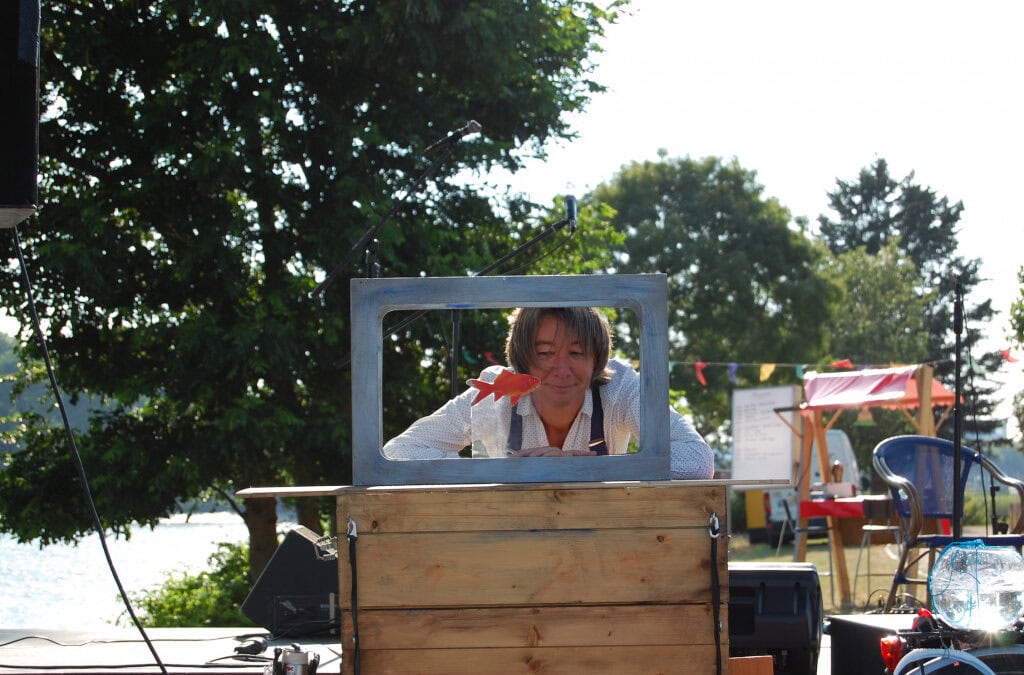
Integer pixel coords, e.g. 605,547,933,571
820,240,933,365
1010,267,1024,444
592,154,833,439
818,158,1002,437
0,0,624,579
817,240,935,480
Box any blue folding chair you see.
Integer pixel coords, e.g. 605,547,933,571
872,435,1024,612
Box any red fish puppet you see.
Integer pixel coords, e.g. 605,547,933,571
467,369,542,406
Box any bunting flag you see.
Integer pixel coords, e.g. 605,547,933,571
830,358,854,369
1002,348,1019,363
695,361,708,386
795,364,806,378
483,351,501,365
759,363,776,382
462,348,478,364
728,363,739,384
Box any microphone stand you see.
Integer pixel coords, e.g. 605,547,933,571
311,142,456,299
952,272,964,542
444,205,576,395
335,204,577,377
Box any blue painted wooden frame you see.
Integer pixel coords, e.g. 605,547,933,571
349,274,670,485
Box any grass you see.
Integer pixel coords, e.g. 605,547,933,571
729,531,907,614
729,525,993,614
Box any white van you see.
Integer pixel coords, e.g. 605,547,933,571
744,429,861,544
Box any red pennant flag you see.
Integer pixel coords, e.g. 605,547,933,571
695,361,708,386
483,351,501,365
1002,348,1019,363
830,358,854,369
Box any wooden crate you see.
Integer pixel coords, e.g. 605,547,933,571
335,480,729,674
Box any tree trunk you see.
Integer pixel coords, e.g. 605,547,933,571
296,499,323,535
243,497,279,583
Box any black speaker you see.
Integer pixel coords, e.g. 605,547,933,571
1,0,40,228
241,526,340,637
728,562,823,675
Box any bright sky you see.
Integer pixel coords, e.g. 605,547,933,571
492,0,1024,436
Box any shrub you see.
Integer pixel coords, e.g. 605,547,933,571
125,542,256,627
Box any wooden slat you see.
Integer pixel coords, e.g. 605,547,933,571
237,485,347,499
342,645,724,675
341,604,720,649
337,483,726,533
730,655,775,675
339,527,726,608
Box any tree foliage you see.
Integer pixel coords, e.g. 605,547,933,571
592,154,833,438
126,542,254,628
816,240,936,480
818,158,1001,437
0,0,624,577
1010,267,1024,443
818,239,933,365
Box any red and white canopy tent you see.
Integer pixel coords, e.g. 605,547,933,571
781,364,958,493
778,364,958,606
802,364,956,433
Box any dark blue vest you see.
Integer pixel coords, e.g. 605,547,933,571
507,383,607,455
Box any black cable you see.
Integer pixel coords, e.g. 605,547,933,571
492,224,577,277
347,516,360,675
0,662,267,670
708,512,723,675
0,633,270,648
10,225,168,674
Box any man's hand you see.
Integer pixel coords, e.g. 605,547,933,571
507,446,596,457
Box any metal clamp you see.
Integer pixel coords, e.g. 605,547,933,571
708,512,721,539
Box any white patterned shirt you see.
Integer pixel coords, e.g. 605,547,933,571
383,359,715,479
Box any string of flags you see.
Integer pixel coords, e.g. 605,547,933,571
683,358,860,387
460,347,1022,386
673,348,1021,387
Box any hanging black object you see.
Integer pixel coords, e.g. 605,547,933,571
0,0,40,228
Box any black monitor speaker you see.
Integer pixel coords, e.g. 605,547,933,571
1,0,40,228
241,526,340,637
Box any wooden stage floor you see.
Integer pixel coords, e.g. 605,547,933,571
0,627,341,674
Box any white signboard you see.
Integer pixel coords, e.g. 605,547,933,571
731,385,801,488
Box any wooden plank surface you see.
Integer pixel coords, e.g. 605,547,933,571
341,604,719,649
337,482,726,532
340,527,725,607
343,645,724,675
332,481,730,674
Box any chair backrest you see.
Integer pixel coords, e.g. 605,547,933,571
873,435,978,520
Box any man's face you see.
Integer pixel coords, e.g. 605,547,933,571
527,314,595,411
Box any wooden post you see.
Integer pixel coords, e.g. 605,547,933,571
795,411,815,562
916,365,935,437
812,411,851,608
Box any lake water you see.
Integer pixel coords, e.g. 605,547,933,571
0,511,271,629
